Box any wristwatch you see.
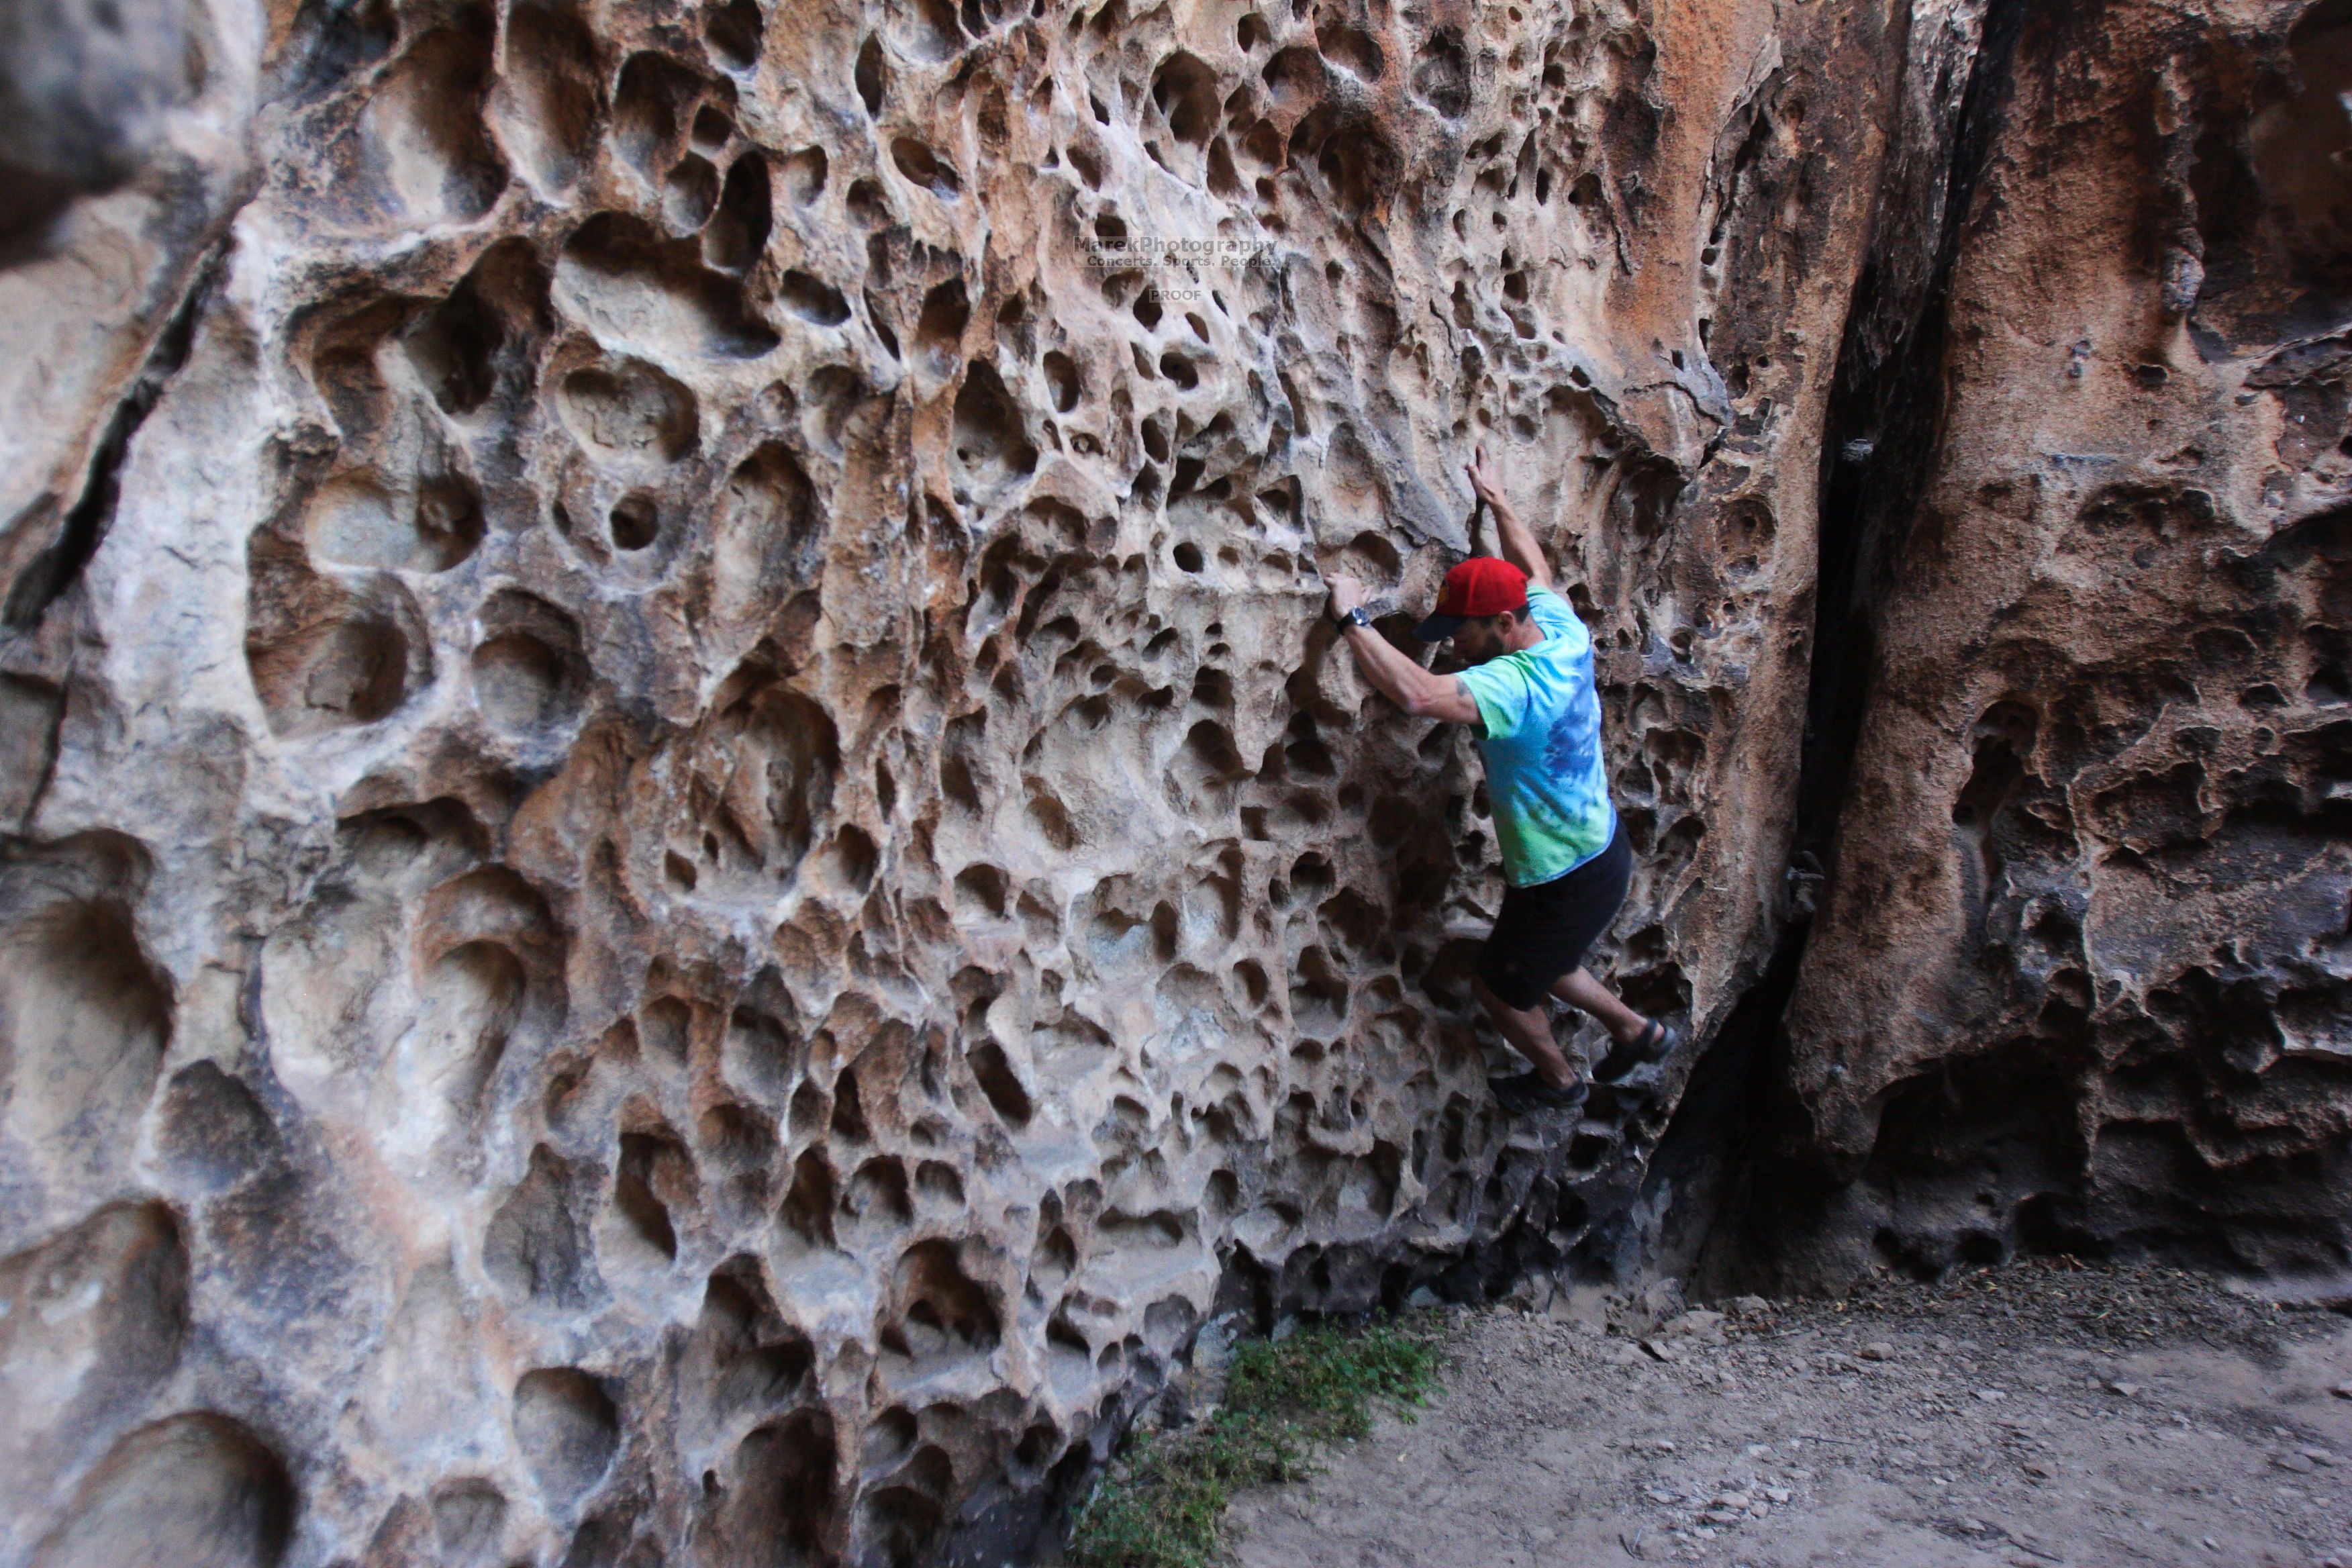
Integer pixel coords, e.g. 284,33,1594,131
1332,605,1373,632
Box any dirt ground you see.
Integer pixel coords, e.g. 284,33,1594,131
1219,1263,2352,1567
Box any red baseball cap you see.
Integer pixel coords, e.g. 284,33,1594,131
1414,556,1530,642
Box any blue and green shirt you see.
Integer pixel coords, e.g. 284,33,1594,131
1454,586,1615,887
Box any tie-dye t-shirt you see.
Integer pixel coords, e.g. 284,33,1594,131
1454,586,1616,888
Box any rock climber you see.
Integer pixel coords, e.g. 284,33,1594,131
1322,446,1675,1114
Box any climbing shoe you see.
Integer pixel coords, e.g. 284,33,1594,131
1489,1071,1587,1116
1596,1018,1679,1083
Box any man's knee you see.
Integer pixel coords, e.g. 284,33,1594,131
1471,973,1516,1024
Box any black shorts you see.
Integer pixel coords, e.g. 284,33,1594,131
1475,820,1632,1010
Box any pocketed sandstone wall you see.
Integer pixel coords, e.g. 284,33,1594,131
0,0,2088,1558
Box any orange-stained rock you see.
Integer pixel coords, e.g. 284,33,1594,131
1759,0,2352,1291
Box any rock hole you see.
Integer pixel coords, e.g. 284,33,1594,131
706,448,822,640
611,1130,691,1262
915,1160,964,1210
818,825,877,892
891,137,961,197
609,493,658,550
1150,51,1220,146
410,938,525,1112
305,470,485,573
0,1202,190,1499
556,212,780,359
781,146,827,205
557,354,700,465
891,0,966,60
1412,28,1469,116
343,21,509,224
779,270,850,325
950,360,1037,482
843,1156,913,1238
29,1414,293,1568
886,1239,999,1365
401,278,509,418
952,862,1007,916
799,364,873,454
694,1413,836,1567
640,995,692,1059
513,1368,618,1503
1953,699,2038,897
831,1067,871,1141
469,591,587,736
663,152,720,228
612,52,707,179
483,1144,597,1308
705,0,763,68
693,106,736,148
855,35,885,115
916,278,971,372
705,153,772,272
489,4,600,197
158,1067,279,1191
858,1466,946,1564
244,562,430,737
969,1041,1032,1126
1042,350,1080,410
861,1408,918,1475
780,1148,838,1248
1316,19,1383,77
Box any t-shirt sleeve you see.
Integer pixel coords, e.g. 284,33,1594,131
1526,586,1583,644
1457,659,1532,740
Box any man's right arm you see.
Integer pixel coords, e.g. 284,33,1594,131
1324,575,1483,725
1465,446,1553,591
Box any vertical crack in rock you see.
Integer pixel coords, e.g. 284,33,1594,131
3,243,229,630
1798,0,2027,859
1640,0,2032,1291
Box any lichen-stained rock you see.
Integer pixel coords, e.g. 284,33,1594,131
0,0,1895,1561
1775,0,2352,1287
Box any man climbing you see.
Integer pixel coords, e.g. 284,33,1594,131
1322,447,1674,1113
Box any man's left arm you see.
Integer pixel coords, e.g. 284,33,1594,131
1324,576,1481,724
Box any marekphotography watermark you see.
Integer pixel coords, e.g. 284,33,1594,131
1080,235,1278,301
1081,236,1277,269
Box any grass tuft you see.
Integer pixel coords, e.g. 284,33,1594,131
1066,1317,1444,1568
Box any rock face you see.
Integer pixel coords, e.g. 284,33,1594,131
0,0,2342,1561
1753,0,2352,1289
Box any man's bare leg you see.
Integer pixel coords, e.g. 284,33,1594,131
1549,966,1652,1046
1471,975,1579,1091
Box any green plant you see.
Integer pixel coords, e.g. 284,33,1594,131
1065,1317,1444,1568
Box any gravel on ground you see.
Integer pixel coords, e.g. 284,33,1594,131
1221,1261,2352,1567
